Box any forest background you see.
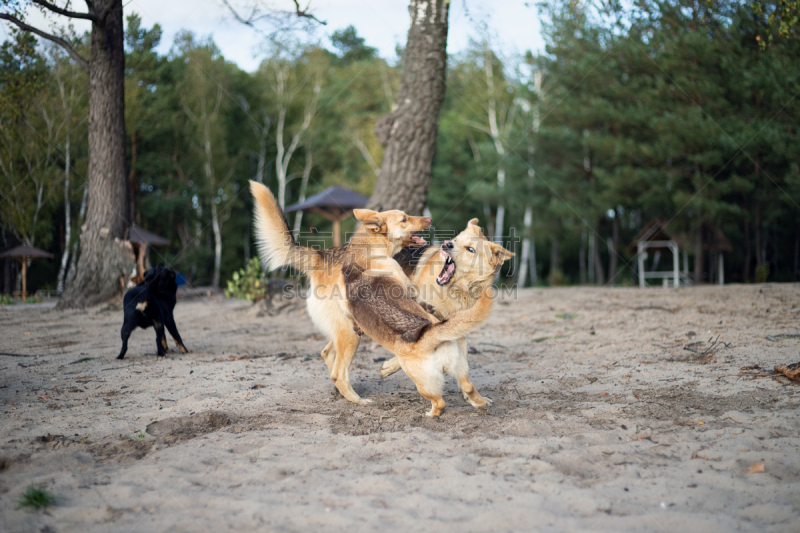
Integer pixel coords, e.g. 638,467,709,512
2,0,799,295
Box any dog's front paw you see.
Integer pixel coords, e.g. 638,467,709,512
418,300,437,315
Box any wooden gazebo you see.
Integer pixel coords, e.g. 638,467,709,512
0,244,53,300
628,220,683,288
284,186,369,246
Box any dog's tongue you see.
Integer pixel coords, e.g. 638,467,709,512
411,235,426,245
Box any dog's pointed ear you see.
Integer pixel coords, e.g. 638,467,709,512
467,218,484,237
488,242,515,264
354,209,378,221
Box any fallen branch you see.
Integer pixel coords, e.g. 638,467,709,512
0,352,37,357
683,335,730,357
766,334,800,342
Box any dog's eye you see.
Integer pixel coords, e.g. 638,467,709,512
466,246,475,253
402,217,407,223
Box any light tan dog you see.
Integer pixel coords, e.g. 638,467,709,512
250,181,430,405
379,218,514,381
343,211,497,416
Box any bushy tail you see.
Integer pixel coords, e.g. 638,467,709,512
250,181,321,273
417,288,494,352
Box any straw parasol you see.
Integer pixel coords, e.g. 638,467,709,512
284,186,369,246
0,245,53,300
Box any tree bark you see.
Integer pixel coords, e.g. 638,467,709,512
368,0,449,215
58,0,132,308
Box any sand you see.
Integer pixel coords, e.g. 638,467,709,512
1,284,799,532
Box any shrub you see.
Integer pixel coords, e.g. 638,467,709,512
225,257,269,302
0,294,15,305
19,486,54,510
547,268,566,287
755,264,770,283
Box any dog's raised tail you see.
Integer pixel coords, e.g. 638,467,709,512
417,288,495,352
250,180,321,273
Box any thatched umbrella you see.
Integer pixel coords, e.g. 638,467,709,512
284,186,369,246
0,245,53,300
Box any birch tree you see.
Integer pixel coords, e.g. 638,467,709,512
263,57,319,209
179,35,236,288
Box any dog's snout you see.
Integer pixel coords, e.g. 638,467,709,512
443,240,454,249
422,217,432,226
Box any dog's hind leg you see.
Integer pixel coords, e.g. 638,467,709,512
330,329,370,405
320,340,335,371
117,324,133,359
449,356,491,409
164,314,190,354
455,337,468,398
401,358,446,417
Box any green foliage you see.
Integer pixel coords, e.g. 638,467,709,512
19,486,54,510
330,25,377,65
225,257,268,301
3,11,799,296
0,294,16,305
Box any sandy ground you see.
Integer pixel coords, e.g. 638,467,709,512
1,284,799,532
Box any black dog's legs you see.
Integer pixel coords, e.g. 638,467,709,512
164,314,190,354
117,324,133,359
154,320,168,356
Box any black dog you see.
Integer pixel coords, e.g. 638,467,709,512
118,264,189,359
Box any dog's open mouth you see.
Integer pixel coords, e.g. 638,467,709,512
437,247,456,286
410,234,427,246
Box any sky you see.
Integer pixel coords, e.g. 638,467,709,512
5,0,544,71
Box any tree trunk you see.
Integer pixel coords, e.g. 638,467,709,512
608,209,619,284
694,228,704,283
368,0,449,215
579,226,587,285
65,185,89,288
293,149,313,236
128,130,137,223
58,0,133,309
593,229,605,286
755,200,763,267
518,204,533,287
744,217,751,283
56,132,71,292
550,238,559,277
211,200,222,288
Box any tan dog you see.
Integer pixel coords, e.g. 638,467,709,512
250,181,430,405
379,218,514,381
343,211,496,417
